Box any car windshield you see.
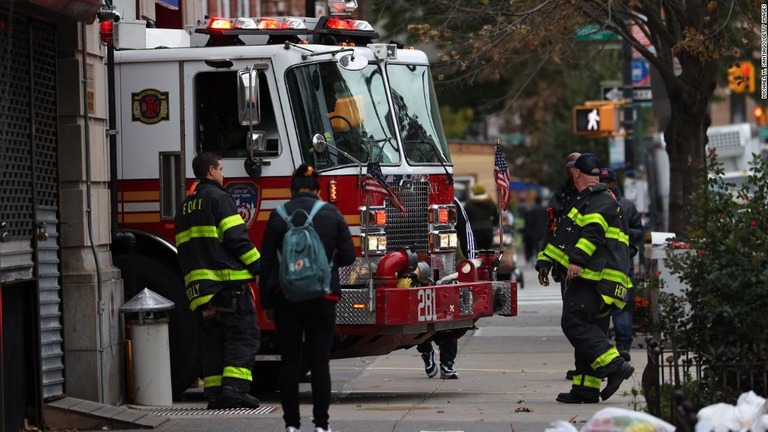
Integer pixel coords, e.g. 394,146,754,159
286,61,400,169
387,64,451,165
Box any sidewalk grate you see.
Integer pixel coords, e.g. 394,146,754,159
129,405,278,417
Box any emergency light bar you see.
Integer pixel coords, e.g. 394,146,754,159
196,14,379,47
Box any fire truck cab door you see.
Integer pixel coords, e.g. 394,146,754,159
184,61,298,180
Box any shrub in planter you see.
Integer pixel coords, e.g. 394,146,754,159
664,153,768,401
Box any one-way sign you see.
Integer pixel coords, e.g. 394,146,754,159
601,86,653,103
602,86,623,101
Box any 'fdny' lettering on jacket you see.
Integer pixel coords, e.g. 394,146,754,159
186,283,200,301
614,284,627,301
183,198,203,215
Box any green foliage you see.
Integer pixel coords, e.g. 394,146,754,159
439,105,474,139
370,0,762,234
664,153,768,363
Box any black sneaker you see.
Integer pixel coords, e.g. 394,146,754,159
439,363,458,379
600,361,634,401
421,351,437,378
216,386,260,408
556,392,599,404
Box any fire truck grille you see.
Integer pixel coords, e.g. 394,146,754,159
339,178,456,286
385,178,429,254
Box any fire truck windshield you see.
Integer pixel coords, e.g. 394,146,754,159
387,64,451,165
287,61,400,170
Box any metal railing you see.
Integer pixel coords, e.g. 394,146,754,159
643,336,768,430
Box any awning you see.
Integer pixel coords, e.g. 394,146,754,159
156,0,179,10
27,0,102,22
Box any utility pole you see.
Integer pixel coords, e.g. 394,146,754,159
621,36,635,173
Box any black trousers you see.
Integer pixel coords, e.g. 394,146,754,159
274,296,337,430
417,339,457,365
199,286,260,393
561,280,614,393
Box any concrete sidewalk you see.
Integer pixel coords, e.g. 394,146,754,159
46,265,650,431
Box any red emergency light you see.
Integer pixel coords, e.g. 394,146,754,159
324,17,374,32
99,20,114,45
208,18,232,30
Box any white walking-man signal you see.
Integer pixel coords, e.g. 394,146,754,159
587,108,600,131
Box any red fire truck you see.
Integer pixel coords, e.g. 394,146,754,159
106,1,516,397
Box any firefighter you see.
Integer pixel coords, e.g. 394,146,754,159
174,152,261,409
600,168,645,362
539,152,581,380
536,153,634,404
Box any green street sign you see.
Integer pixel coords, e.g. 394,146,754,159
575,24,620,41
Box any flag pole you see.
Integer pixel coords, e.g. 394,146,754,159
495,139,505,254
364,138,375,312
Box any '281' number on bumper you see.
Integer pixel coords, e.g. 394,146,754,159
417,288,436,322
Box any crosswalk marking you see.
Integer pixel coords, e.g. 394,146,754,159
517,289,562,306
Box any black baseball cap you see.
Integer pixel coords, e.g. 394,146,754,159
566,153,601,177
599,168,617,182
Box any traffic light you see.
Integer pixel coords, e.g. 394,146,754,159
755,106,766,127
573,103,618,136
728,61,755,93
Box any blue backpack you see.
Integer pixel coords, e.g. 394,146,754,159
274,200,332,302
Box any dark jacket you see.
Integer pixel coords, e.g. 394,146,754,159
175,179,261,311
535,183,632,307
540,179,579,279
464,197,499,230
259,192,355,309
613,188,644,253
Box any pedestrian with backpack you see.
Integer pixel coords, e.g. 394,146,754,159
259,164,355,432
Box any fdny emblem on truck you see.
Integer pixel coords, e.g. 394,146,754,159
132,89,170,124
226,182,259,228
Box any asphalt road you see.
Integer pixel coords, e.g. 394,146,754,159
122,266,649,432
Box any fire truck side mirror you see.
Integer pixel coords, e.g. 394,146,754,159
237,68,261,126
312,133,328,154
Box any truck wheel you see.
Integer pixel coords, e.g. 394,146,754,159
113,254,200,399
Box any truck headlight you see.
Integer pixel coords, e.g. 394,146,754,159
362,233,387,255
431,231,457,251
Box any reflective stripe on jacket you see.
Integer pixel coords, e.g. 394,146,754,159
538,183,631,307
175,179,260,310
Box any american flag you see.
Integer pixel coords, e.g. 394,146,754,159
494,143,511,211
365,161,407,216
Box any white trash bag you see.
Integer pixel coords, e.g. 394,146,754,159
548,407,674,432
696,391,768,432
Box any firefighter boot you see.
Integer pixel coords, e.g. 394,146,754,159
601,360,634,401
218,386,260,408
204,386,224,410
556,372,600,403
556,391,599,404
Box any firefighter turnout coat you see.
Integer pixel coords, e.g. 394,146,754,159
175,179,261,311
536,183,632,308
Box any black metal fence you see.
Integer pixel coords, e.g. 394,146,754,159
642,336,768,431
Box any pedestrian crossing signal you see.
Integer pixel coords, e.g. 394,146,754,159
728,61,755,94
573,104,617,136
